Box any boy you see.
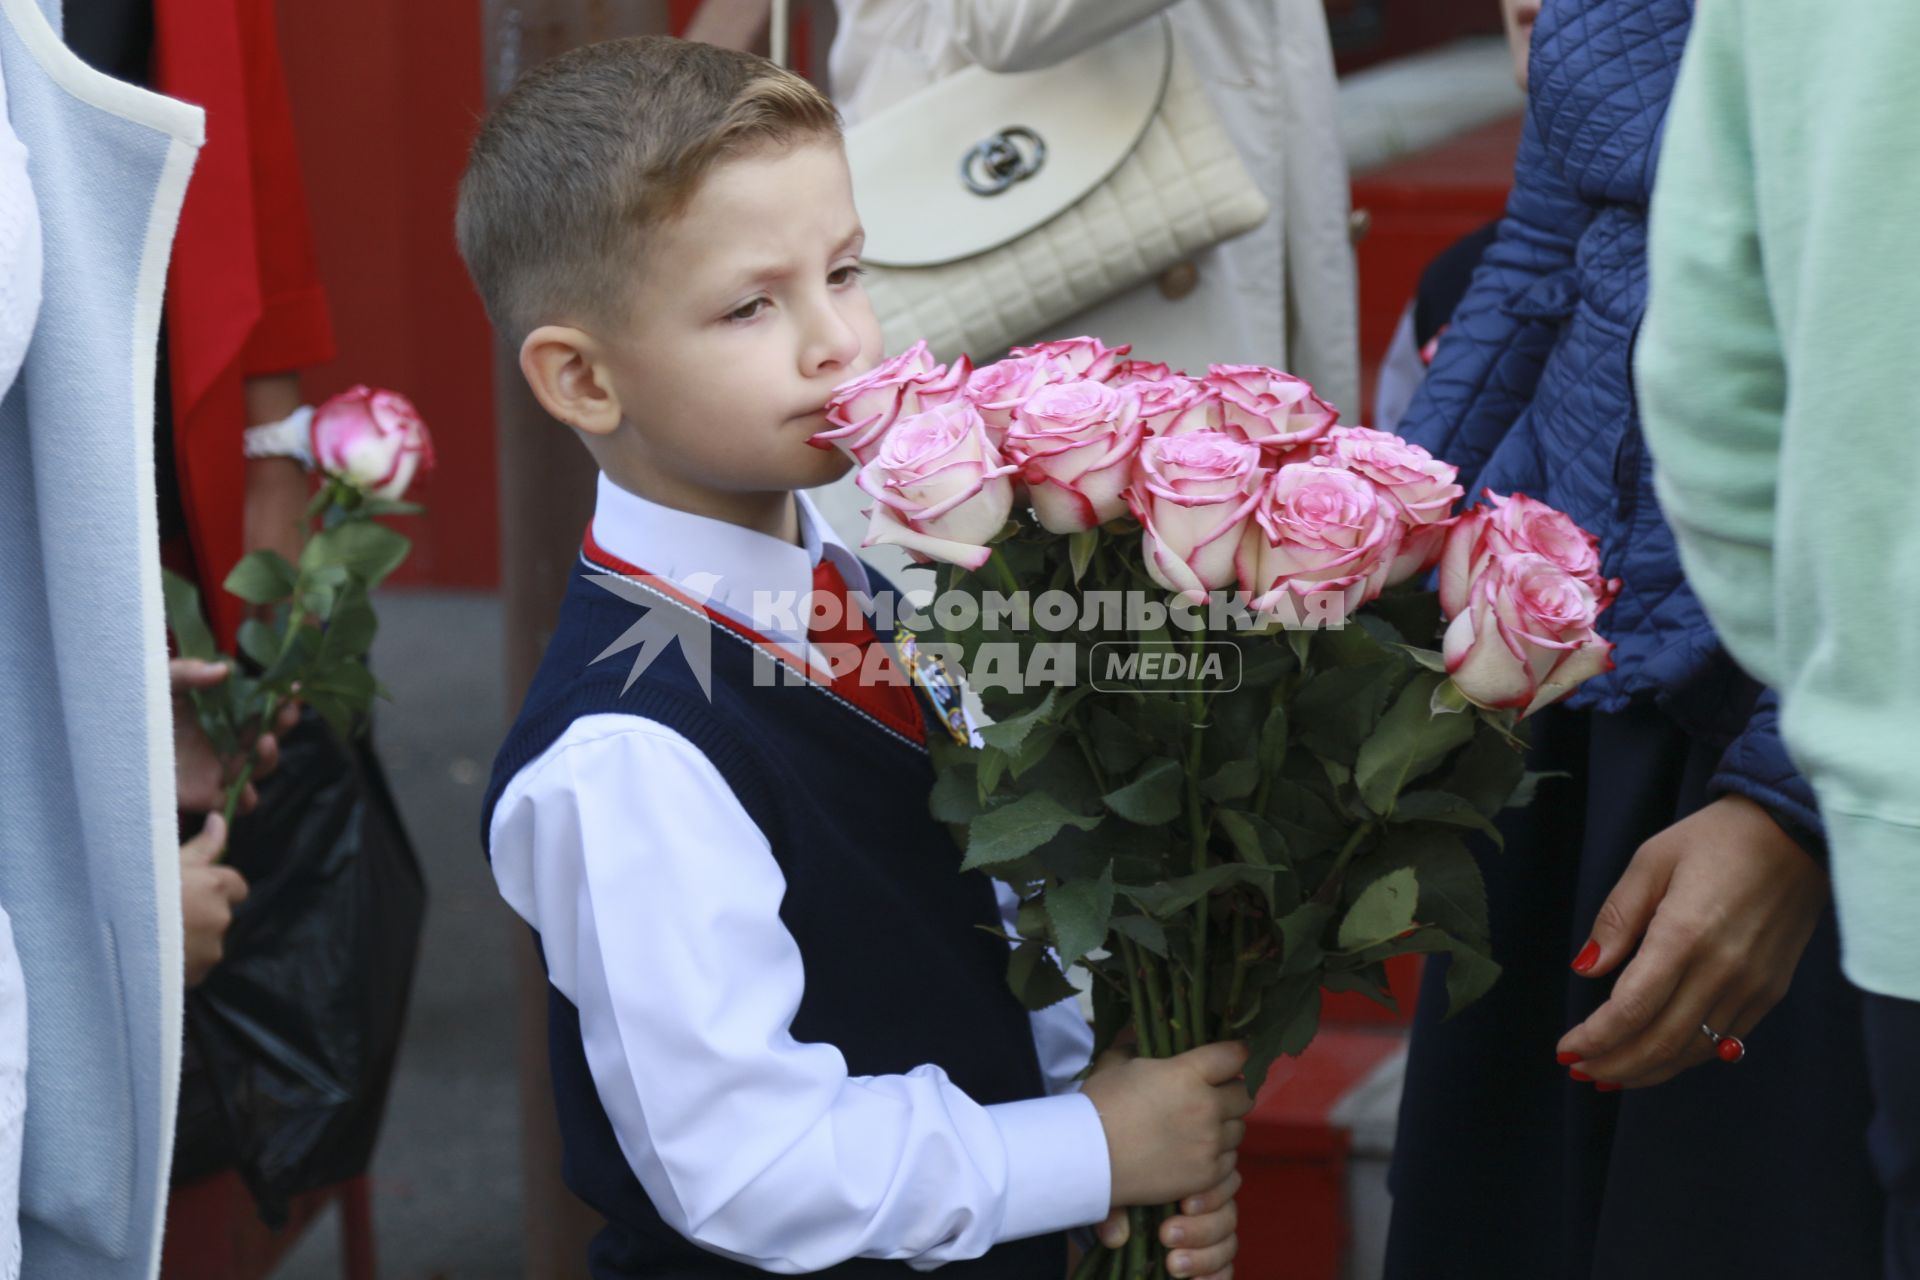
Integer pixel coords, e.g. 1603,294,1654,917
458,36,1249,1278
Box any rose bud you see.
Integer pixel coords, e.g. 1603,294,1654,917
310,385,435,501
856,402,1018,570
963,354,1072,448
1443,551,1616,717
1439,490,1613,619
1126,431,1266,602
1009,335,1132,383
1238,459,1402,626
1003,380,1146,534
813,340,972,467
1318,427,1464,584
1203,363,1339,458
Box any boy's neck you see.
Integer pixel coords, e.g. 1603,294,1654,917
601,465,801,546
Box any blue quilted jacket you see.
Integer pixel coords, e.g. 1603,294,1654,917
1396,0,1822,845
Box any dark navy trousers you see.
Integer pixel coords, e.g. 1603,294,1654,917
1385,702,1884,1279
1866,993,1920,1279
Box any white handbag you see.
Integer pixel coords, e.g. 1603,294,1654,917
772,2,1271,364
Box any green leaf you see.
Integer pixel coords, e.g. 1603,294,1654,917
1242,973,1320,1095
1276,901,1334,974
223,550,299,606
1215,808,1282,868
1103,757,1184,825
930,766,984,825
976,746,1009,801
1389,790,1505,849
1336,866,1418,951
1201,758,1259,801
1354,672,1477,816
979,688,1059,756
1068,528,1099,585
236,619,280,671
1089,705,1151,777
1286,629,1312,668
1257,705,1289,774
1120,863,1270,918
1408,837,1491,949
301,519,411,585
262,624,324,688
1293,661,1404,762
1395,644,1449,673
1444,727,1529,818
1046,866,1115,967
304,659,378,706
1505,769,1571,811
359,498,425,518
961,792,1102,870
1007,939,1080,1011
1443,944,1502,1017
1110,914,1169,957
161,569,218,661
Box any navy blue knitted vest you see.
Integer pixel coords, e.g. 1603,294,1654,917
481,545,1064,1279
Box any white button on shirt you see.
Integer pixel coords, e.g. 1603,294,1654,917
488,476,1111,1273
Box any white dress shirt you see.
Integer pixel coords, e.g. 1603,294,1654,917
488,475,1110,1273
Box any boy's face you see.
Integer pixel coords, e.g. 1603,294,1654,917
597,139,882,523
1501,0,1539,92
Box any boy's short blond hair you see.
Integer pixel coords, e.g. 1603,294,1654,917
456,36,841,345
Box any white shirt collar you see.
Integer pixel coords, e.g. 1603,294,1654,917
589,472,870,648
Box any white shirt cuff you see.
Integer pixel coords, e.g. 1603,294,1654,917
987,1092,1111,1242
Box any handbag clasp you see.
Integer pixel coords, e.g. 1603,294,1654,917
960,126,1047,197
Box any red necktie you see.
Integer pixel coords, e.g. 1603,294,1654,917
808,558,926,745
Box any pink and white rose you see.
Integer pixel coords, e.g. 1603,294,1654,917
1237,459,1403,626
1126,432,1266,601
1110,358,1178,384
310,385,435,501
1002,381,1146,533
813,340,972,466
1204,364,1339,457
1439,490,1611,619
962,354,1072,446
856,402,1017,570
1009,335,1132,383
1443,551,1615,717
1131,376,1214,437
1319,427,1464,585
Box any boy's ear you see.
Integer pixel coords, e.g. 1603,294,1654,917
519,325,624,437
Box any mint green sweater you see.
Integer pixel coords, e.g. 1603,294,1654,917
1639,0,1920,1001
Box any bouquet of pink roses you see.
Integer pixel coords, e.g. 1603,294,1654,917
813,337,1616,1279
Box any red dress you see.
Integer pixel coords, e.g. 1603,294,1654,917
155,0,335,650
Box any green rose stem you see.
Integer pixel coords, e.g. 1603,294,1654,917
216,600,308,831
985,547,1021,599
1184,626,1212,1046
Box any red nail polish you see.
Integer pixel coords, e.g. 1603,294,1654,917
1572,940,1601,974
1556,1051,1580,1065
1568,1068,1592,1082
1595,1082,1621,1092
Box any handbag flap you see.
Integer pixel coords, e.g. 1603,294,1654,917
848,18,1171,268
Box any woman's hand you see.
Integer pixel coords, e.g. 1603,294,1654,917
1556,794,1826,1088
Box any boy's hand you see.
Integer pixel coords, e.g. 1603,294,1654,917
171,658,300,814
1082,1040,1252,1209
1093,1167,1241,1279
181,814,248,987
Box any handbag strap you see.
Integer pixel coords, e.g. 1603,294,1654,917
770,0,790,69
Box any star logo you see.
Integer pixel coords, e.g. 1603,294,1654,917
584,571,722,700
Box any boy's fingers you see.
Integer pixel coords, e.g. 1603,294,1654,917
181,813,228,863
1093,1209,1129,1250
1211,1081,1256,1121
1167,1234,1236,1279
169,658,231,691
1216,1119,1245,1153
1180,1169,1241,1217
1162,1195,1237,1250
1184,1040,1249,1086
214,867,249,905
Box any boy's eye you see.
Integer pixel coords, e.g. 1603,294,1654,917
829,264,868,287
727,298,769,323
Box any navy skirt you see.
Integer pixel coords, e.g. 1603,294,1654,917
1384,701,1883,1279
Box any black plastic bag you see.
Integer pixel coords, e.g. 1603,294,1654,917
173,708,427,1227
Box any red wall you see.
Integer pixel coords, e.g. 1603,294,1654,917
274,0,498,590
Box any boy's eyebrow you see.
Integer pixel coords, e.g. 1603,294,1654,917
720,228,867,293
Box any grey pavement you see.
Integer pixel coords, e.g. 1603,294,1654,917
275,590,526,1280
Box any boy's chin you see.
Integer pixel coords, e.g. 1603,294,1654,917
788,443,856,489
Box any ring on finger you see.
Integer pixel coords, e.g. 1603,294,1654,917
1700,1022,1746,1064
